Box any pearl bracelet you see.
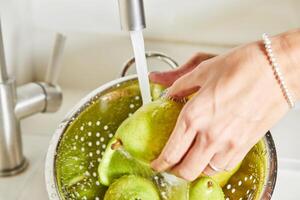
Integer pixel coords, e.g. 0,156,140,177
262,33,295,108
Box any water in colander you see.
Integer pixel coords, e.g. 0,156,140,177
55,80,266,200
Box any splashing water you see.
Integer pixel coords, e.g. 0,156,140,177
130,30,152,105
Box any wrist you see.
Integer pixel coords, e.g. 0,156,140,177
271,30,300,101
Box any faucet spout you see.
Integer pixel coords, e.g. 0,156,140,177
118,0,146,31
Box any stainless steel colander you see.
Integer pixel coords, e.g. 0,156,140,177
45,52,277,200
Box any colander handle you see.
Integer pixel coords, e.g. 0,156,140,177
121,51,179,77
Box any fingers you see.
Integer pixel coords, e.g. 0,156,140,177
149,71,181,87
167,70,201,98
151,117,198,172
151,103,197,172
170,132,216,181
149,52,215,86
226,148,249,171
202,139,243,176
225,136,259,170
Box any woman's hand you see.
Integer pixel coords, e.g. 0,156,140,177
150,30,300,181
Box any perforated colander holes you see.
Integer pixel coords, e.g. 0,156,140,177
71,120,112,189
225,174,258,200
74,121,110,154
128,95,142,117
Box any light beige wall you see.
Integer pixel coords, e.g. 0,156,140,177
1,0,300,85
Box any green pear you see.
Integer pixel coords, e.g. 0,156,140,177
98,97,184,185
104,175,160,200
189,177,225,200
150,84,166,100
115,98,184,162
99,138,154,186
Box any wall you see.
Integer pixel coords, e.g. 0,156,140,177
0,0,34,84
1,0,300,85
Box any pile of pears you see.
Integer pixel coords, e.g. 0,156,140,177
98,87,240,200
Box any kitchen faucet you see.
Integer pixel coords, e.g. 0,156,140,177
0,20,66,177
118,0,146,31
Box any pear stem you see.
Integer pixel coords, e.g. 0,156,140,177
207,180,213,188
111,139,123,150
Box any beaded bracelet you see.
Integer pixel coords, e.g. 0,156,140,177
262,33,295,108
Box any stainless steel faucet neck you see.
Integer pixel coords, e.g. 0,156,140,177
118,0,146,31
0,20,8,83
0,20,65,176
